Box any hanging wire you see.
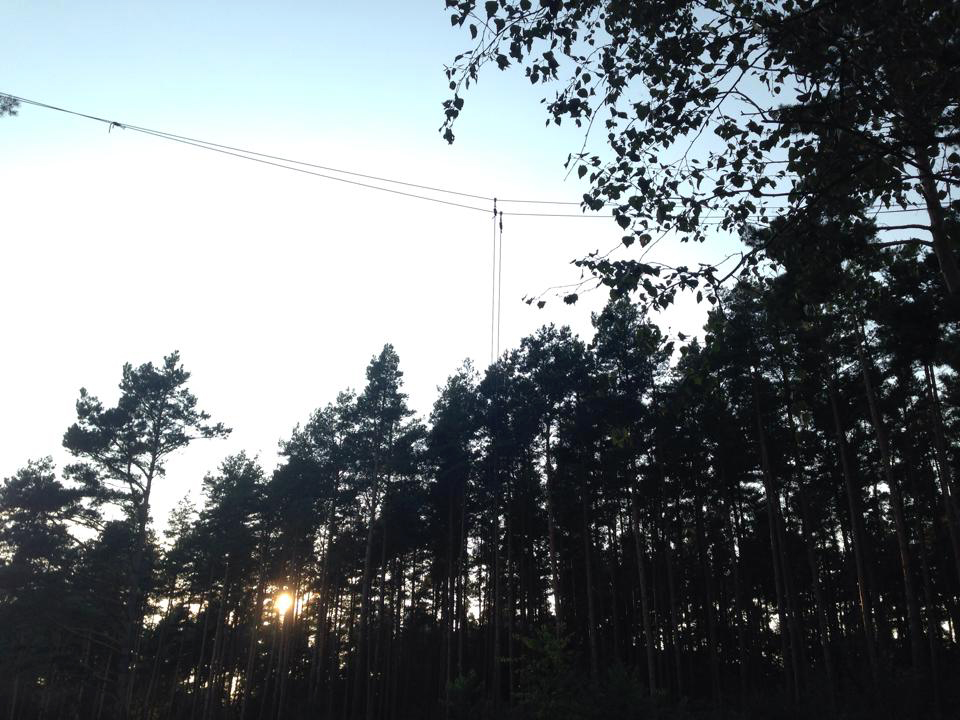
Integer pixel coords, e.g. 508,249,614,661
491,199,498,365
1,91,934,228
0,92,601,212
496,211,504,358
1,92,931,223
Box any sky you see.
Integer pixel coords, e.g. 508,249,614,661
0,1,729,526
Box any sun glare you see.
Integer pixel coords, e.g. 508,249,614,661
275,592,293,616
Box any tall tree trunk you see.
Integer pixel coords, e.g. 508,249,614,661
203,561,231,720
692,475,721,705
191,573,216,720
257,619,279,720
76,631,93,719
506,480,516,702
8,674,18,720
276,560,301,720
924,362,960,585
752,372,795,698
630,486,657,695
491,510,502,710
118,485,153,720
239,561,266,720
726,491,749,702
311,500,338,705
582,481,600,686
797,483,836,702
665,496,684,697
458,486,468,678
444,489,455,714
543,422,563,634
354,486,380,720
856,335,925,669
606,522,622,665
828,380,880,681
95,652,112,720
910,469,942,714
777,358,836,699
367,526,388,720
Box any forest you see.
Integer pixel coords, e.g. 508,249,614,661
2,236,958,720
3,0,960,718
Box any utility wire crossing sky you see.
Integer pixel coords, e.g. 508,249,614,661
0,93,929,223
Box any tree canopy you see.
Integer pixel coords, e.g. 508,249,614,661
442,0,960,299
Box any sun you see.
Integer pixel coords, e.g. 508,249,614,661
275,592,293,616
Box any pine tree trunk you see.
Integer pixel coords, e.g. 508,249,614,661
752,373,795,697
444,490,455,714
797,483,836,701
828,380,880,681
311,500,338,705
354,487,380,720
506,481,516,702
257,619,278,720
606,522,622,665
118,491,152,720
141,595,171,720
239,562,266,720
492,509,502,710
8,674,18,720
924,363,960,585
856,336,925,669
630,487,657,695
665,501,684,698
726,491,749,701
543,422,563,634
910,469,942,713
693,475,721,705
276,560,301,720
203,561,231,720
778,360,836,698
458,487,468,677
191,575,215,720
367,526,388,720
95,652,112,720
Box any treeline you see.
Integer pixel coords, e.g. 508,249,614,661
1,234,959,720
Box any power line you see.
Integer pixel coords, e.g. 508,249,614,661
497,211,504,358
491,201,498,365
130,125,492,214
0,91,935,221
1,92,592,211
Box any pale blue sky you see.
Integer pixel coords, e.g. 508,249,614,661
2,1,571,172
1,1,716,525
